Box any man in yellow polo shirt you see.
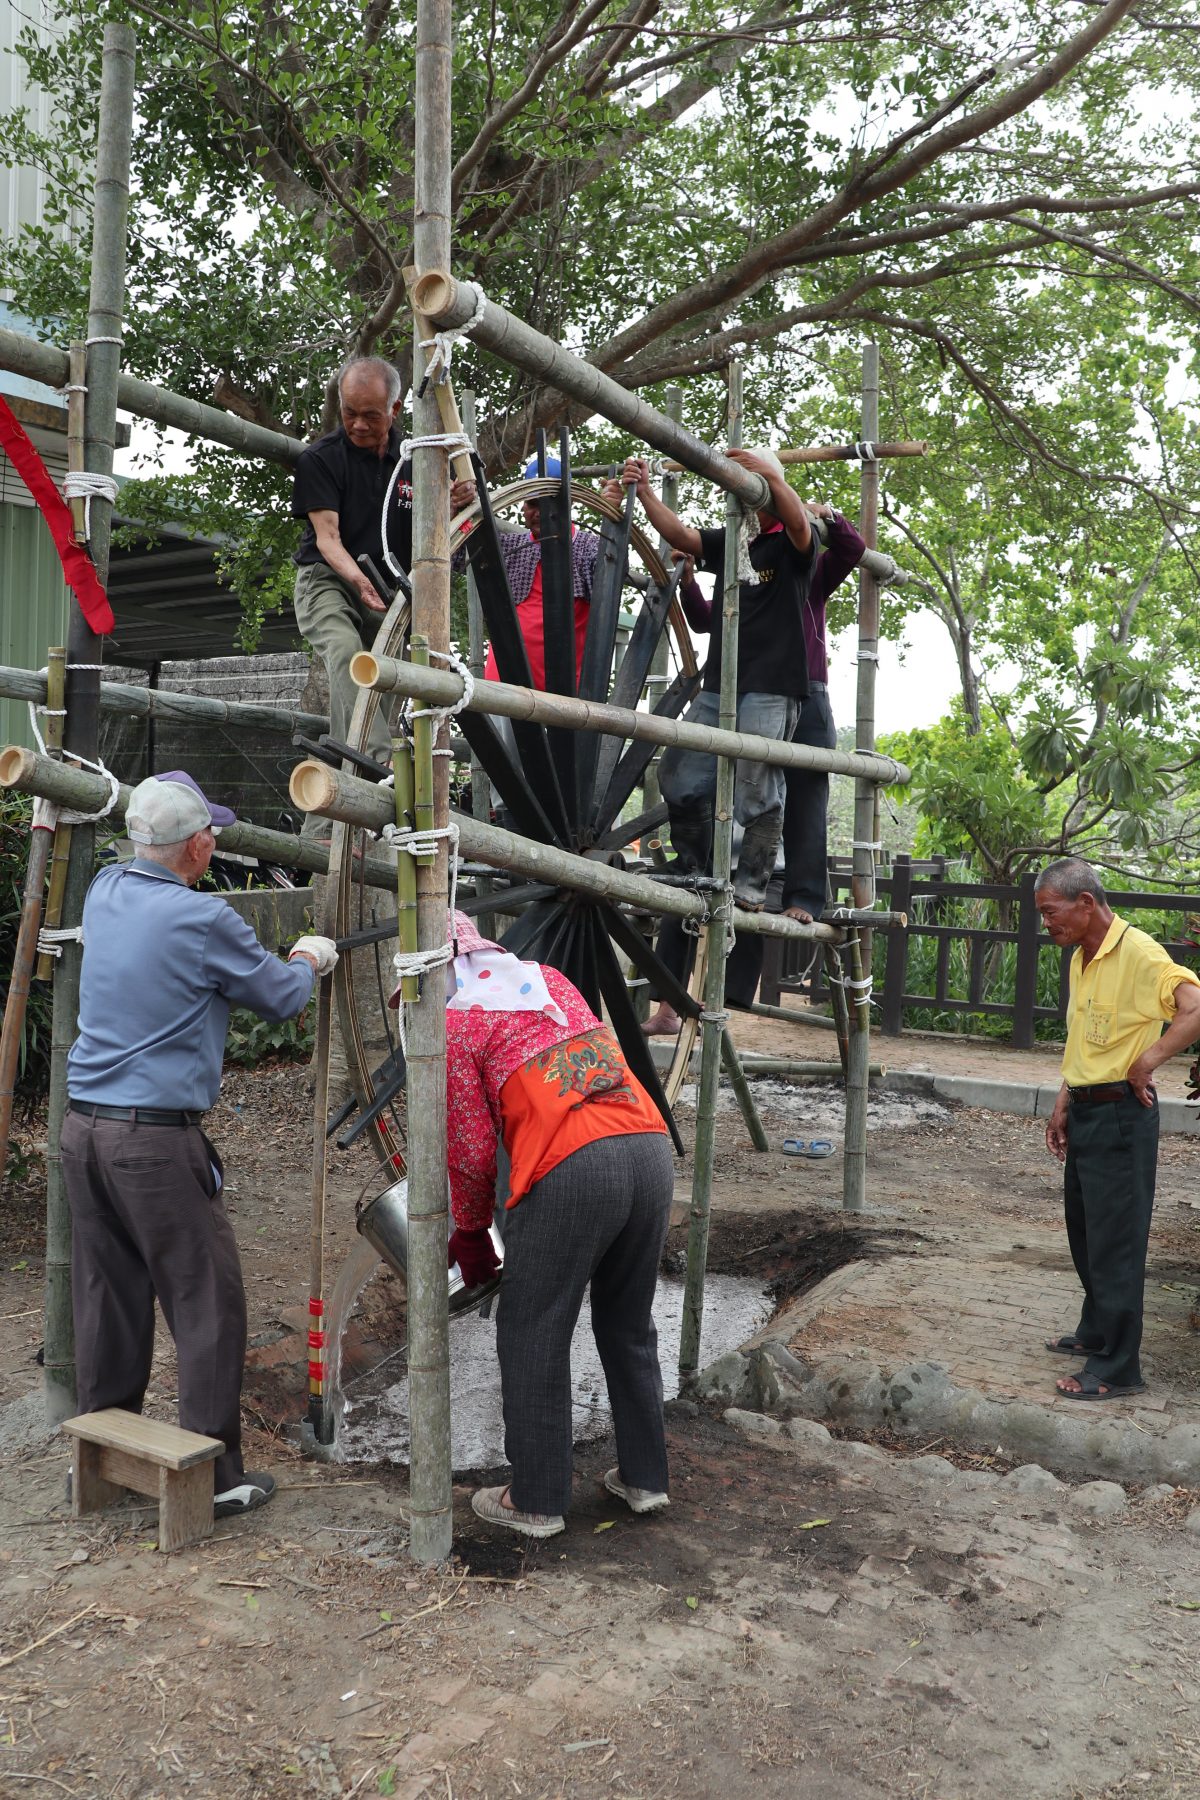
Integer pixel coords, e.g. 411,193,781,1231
1038,858,1200,1400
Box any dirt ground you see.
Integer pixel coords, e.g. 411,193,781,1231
3,1027,1200,1800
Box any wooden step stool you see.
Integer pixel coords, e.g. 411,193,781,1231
62,1409,223,1552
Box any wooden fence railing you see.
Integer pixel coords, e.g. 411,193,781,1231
759,854,1200,1046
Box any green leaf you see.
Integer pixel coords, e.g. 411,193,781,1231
685,1595,698,1610
377,1769,397,1796
379,1610,393,1622
796,1518,832,1530
245,1592,260,1612
593,1519,614,1534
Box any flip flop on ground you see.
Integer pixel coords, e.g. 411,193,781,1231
1055,1371,1146,1401
782,1138,835,1159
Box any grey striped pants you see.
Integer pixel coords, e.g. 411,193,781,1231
496,1130,674,1515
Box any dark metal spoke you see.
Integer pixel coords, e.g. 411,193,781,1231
575,482,636,823
537,431,579,830
597,801,669,852
593,668,702,840
587,909,684,1154
499,897,565,961
598,900,700,1022
457,710,557,843
591,562,683,816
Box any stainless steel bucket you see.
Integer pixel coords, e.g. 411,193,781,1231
356,1179,503,1314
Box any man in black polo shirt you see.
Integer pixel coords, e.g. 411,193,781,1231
292,356,475,777
620,447,817,1028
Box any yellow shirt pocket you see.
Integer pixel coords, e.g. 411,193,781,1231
1084,1003,1113,1047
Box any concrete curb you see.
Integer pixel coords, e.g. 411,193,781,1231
690,1341,1200,1486
650,1038,1200,1135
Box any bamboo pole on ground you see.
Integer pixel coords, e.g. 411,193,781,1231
0,664,330,740
405,0,455,1567
843,342,883,1215
352,653,909,787
460,390,495,939
43,23,136,1426
679,360,744,1378
0,652,66,1178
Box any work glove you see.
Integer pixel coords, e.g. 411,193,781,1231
448,1226,501,1289
289,934,339,976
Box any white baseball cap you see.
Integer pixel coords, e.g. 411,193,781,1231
125,771,237,846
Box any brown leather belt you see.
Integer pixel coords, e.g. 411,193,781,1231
1068,1082,1130,1105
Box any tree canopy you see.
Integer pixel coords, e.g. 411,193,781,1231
5,0,1200,874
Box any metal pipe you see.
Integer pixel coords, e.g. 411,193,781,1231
679,361,745,1378
0,664,329,739
352,653,909,786
0,325,303,466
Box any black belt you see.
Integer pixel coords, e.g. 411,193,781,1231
68,1100,205,1127
1068,1082,1131,1105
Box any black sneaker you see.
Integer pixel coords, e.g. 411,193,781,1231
213,1471,276,1519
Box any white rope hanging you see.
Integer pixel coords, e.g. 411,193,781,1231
379,434,473,579
419,285,487,387
62,470,119,540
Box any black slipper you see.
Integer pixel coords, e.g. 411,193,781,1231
1056,1371,1146,1401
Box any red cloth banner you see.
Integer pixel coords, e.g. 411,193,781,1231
0,395,114,634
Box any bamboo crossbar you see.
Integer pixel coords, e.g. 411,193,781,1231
289,757,907,943
574,441,928,477
0,664,329,739
0,747,398,891
0,325,303,466
352,653,910,786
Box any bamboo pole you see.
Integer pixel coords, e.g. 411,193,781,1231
393,738,420,1002
43,21,137,1427
0,747,400,889
0,664,330,739
739,998,840,1032
306,975,334,1443
460,390,495,939
843,343,883,1215
643,384,683,826
740,1056,884,1078
0,670,61,1175
679,360,744,1379
33,649,68,982
719,1029,769,1149
0,325,303,467
574,441,928,477
405,0,455,1567
352,653,909,787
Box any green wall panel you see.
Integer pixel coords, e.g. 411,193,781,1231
0,502,72,752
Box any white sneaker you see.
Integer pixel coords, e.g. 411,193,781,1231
604,1468,669,1514
472,1485,564,1538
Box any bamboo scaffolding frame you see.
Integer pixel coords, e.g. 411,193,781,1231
352,653,909,786
573,440,928,477
404,0,456,1564
842,344,883,1214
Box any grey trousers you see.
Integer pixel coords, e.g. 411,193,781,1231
1064,1092,1158,1388
496,1131,675,1514
293,562,392,780
61,1111,248,1493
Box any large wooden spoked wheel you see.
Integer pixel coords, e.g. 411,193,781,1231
325,478,699,1175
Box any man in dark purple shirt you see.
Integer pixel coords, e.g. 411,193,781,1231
644,505,865,1032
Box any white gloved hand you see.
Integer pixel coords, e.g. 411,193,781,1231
289,934,339,976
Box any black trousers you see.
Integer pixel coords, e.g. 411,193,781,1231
61,1111,248,1492
1063,1092,1159,1388
495,1131,674,1514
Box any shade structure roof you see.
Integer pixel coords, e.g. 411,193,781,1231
105,516,302,666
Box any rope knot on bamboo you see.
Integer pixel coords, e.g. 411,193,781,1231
402,647,475,756
62,470,119,539
418,287,486,386
36,925,84,959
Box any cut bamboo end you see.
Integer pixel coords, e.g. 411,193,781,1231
350,651,382,690
0,746,36,789
290,759,337,815
412,270,457,319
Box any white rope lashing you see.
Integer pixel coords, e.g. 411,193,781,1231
36,925,83,959
418,285,487,387
27,664,121,825
62,470,119,540
379,433,473,580
383,820,462,1054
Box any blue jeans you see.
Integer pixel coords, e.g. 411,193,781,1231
658,689,800,906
